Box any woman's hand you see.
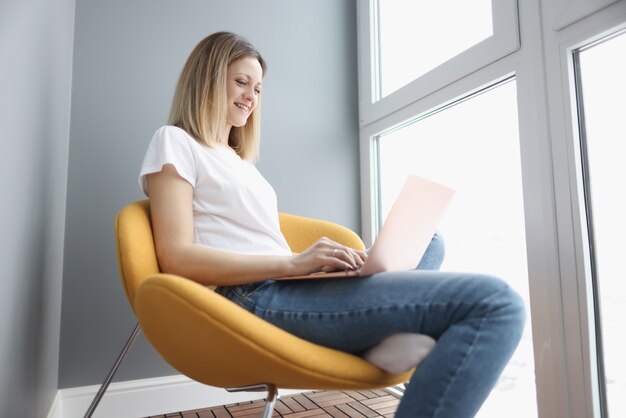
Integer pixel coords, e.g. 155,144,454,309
288,237,368,275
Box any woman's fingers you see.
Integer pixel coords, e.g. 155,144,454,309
353,249,368,265
332,247,355,268
327,245,366,270
307,238,368,273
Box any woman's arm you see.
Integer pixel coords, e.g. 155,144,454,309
147,164,365,286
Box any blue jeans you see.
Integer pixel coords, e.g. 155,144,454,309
216,233,525,418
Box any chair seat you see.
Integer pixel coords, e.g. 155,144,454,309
135,274,412,389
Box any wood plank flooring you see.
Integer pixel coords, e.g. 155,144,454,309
145,387,403,418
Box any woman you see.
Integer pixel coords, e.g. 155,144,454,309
139,32,525,418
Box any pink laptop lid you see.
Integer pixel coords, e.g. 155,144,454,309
359,175,455,276
274,175,454,280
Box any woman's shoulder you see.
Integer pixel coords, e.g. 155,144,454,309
152,125,195,143
148,125,206,155
148,126,230,165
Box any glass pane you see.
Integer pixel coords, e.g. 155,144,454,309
577,30,626,417
377,0,493,98
377,79,537,417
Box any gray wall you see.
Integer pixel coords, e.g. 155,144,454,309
60,0,360,388
0,0,75,416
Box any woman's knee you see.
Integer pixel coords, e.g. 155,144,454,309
473,275,526,336
416,231,445,270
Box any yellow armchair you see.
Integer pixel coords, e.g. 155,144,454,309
84,200,410,418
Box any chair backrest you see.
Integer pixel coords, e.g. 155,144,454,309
115,199,366,311
278,212,366,253
115,200,159,311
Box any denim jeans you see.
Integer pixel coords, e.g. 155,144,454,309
216,233,525,418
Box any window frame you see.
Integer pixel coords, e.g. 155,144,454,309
554,15,626,418
357,0,520,127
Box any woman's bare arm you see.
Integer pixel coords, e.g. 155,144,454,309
147,164,365,286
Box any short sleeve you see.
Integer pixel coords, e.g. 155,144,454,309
138,126,197,196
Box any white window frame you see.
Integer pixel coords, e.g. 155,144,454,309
356,1,626,417
357,0,519,126
542,5,626,417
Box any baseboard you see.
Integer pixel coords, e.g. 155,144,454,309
47,374,306,418
47,390,62,418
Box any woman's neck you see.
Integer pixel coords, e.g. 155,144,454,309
218,124,232,146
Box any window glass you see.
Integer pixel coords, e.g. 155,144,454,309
377,79,537,417
377,0,493,98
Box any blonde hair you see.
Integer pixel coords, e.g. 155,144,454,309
168,32,267,161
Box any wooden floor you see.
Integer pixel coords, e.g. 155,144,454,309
145,388,403,418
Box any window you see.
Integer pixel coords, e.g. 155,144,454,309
358,0,519,125
357,0,626,417
376,79,536,418
376,0,493,98
574,29,626,417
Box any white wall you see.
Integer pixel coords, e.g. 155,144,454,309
0,0,75,416
59,0,360,388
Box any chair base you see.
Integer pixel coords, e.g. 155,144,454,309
84,322,280,418
226,384,278,418
84,322,142,418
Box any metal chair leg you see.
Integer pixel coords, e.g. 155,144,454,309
83,322,141,418
226,383,278,418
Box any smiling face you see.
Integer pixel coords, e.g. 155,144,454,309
225,56,263,130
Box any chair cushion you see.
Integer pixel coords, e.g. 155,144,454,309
135,274,411,389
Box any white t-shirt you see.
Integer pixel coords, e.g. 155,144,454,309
139,125,292,256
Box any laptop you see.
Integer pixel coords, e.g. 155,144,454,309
274,175,455,280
